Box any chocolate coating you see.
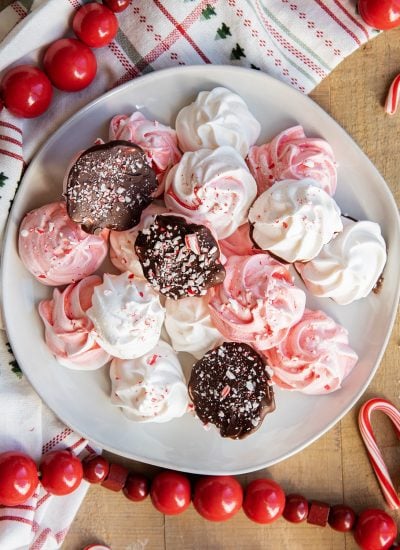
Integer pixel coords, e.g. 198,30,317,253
188,342,275,439
135,214,225,299
66,140,157,233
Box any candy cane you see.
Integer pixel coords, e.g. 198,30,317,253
358,398,400,510
384,74,400,115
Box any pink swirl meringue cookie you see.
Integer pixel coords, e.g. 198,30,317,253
18,201,108,286
264,309,358,394
110,202,167,277
247,125,337,196
38,275,110,370
218,222,261,259
164,146,257,239
209,254,306,350
109,112,182,195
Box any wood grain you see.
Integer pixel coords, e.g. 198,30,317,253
63,27,400,550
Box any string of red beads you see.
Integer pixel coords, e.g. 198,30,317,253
0,449,398,550
0,1,130,118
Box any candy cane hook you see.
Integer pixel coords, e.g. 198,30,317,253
384,74,400,115
358,398,400,510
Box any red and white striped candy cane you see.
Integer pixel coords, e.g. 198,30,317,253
358,398,400,510
384,74,400,115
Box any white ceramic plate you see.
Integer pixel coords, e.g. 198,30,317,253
2,66,400,474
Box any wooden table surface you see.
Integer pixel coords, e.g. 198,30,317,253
61,27,400,550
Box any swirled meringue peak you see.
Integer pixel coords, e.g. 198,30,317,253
295,218,387,305
18,201,108,286
175,87,260,157
164,146,257,239
264,309,358,394
110,340,188,423
165,295,223,359
110,202,167,277
247,125,337,196
38,275,110,370
87,272,165,359
249,179,343,263
209,254,306,350
109,112,182,194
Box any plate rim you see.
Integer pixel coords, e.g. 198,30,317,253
2,65,400,474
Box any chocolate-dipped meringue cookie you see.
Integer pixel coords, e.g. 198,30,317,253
65,140,157,233
134,214,225,300
188,342,275,439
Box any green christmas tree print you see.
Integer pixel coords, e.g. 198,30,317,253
6,342,23,379
216,22,231,39
201,4,216,20
231,43,246,60
0,172,8,188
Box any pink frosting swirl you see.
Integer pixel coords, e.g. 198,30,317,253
209,254,306,350
264,309,358,394
218,222,261,259
18,201,108,286
109,112,182,195
247,125,337,196
38,275,110,370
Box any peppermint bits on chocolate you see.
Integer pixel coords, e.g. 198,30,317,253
134,214,225,299
188,342,276,439
66,140,157,233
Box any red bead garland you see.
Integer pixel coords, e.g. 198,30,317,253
329,504,357,533
0,65,52,118
283,494,309,523
72,3,118,49
0,0,130,118
83,455,110,484
123,473,149,502
193,476,243,522
0,451,39,506
0,449,398,549
150,471,191,515
39,450,83,496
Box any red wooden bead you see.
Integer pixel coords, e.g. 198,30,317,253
307,500,330,527
151,471,191,515
83,455,109,484
123,473,149,502
102,0,130,12
101,463,129,492
283,494,309,523
329,504,356,532
354,509,397,550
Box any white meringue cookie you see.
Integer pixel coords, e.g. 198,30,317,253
110,340,188,423
295,218,387,305
164,146,257,239
249,178,343,262
165,296,223,359
87,272,165,359
110,202,167,277
175,87,260,157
